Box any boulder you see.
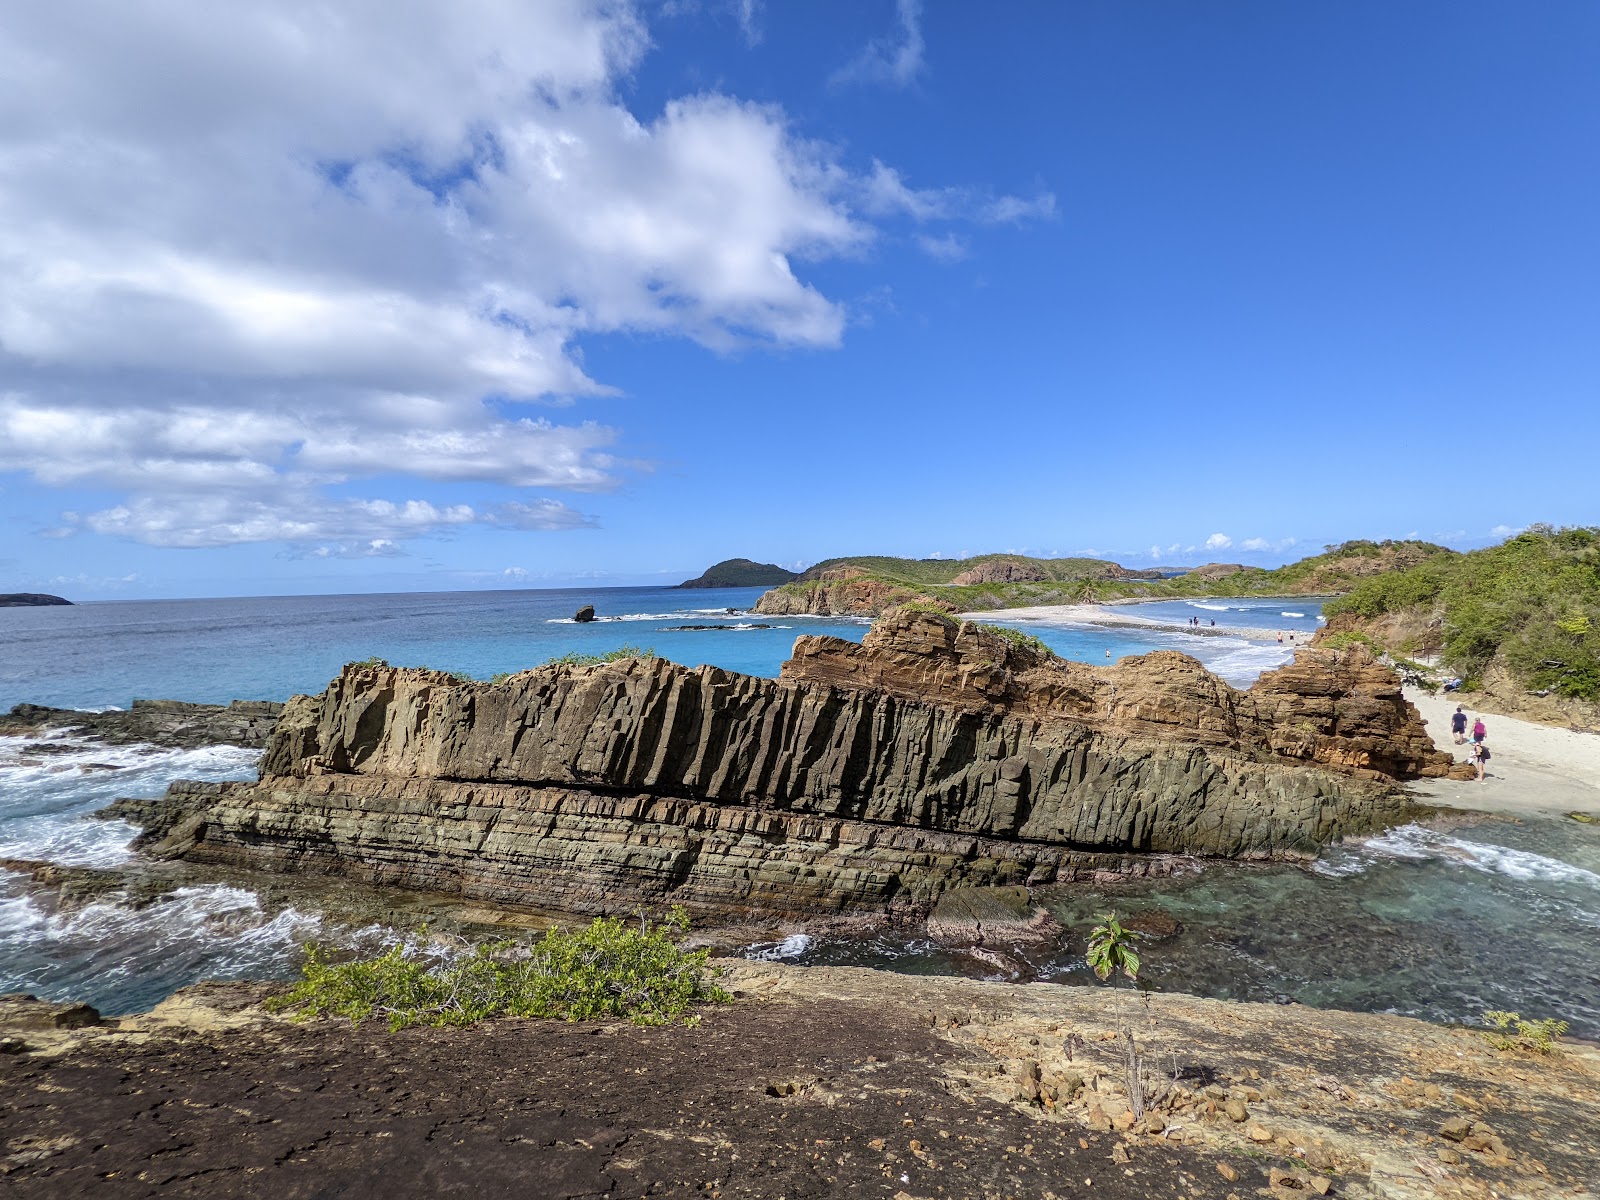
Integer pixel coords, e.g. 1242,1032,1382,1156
574,605,597,623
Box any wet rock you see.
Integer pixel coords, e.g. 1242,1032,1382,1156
574,605,596,623
927,886,1057,943
0,699,281,750
1122,909,1184,941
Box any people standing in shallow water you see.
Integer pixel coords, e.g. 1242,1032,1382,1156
1451,706,1468,744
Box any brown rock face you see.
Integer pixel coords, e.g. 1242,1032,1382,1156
128,611,1446,920
752,567,951,617
1184,563,1247,581
950,559,1047,585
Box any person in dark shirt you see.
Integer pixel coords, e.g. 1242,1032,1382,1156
1451,706,1468,744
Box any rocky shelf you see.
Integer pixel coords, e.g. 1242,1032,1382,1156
111,609,1465,921
1,962,1594,1198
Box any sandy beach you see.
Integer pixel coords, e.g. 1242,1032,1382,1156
964,601,1305,645
1406,686,1600,818
974,603,1600,820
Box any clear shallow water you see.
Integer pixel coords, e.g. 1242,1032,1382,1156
748,816,1600,1038
1113,596,1329,634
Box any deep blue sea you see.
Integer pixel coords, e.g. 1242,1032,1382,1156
3,587,1597,1041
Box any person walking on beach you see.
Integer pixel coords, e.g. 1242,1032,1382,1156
1470,739,1491,783
1472,717,1487,745
1451,706,1468,744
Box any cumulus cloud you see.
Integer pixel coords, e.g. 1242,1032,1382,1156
1240,537,1270,552
831,0,926,89
1489,523,1524,538
3,1,1001,550
1204,533,1233,551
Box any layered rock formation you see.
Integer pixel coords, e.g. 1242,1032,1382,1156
121,611,1455,920
1,699,282,749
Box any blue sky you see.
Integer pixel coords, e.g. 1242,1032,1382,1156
3,1,1597,599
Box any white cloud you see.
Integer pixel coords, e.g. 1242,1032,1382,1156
1240,537,1270,552
862,161,1055,230
63,492,594,550
1204,533,1233,551
1,1,1052,550
502,566,531,580
831,0,926,89
1149,545,1162,560
915,233,968,263
1489,523,1523,538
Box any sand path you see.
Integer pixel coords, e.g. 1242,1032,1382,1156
1406,686,1600,818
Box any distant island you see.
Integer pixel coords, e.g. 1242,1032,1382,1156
0,593,72,607
676,558,798,589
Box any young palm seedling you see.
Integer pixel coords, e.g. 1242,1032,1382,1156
1086,911,1149,1119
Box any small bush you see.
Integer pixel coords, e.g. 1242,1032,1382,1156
1320,630,1385,655
1480,1009,1568,1054
973,623,1054,659
269,911,730,1031
351,656,390,668
895,599,957,617
544,645,658,668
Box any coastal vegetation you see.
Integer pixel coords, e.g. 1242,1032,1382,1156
1481,1010,1570,1055
270,911,729,1030
754,540,1458,616
676,557,797,588
1322,525,1600,700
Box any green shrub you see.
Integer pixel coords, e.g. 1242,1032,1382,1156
351,656,390,668
1481,1010,1568,1054
544,644,658,668
1319,630,1385,655
269,911,730,1031
973,623,1054,658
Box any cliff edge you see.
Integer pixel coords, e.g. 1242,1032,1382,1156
120,610,1459,920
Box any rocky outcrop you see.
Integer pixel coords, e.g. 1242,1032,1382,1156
0,593,72,607
950,559,1047,586
753,568,951,617
1183,563,1246,581
121,611,1452,920
574,605,596,623
0,699,282,749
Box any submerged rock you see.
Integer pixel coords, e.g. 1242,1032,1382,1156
119,610,1454,920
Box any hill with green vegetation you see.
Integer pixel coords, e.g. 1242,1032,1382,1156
676,558,797,589
753,541,1459,616
1321,525,1600,701
0,593,72,607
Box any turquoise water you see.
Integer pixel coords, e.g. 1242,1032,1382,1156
1,586,1290,711
752,815,1600,1038
1114,595,1329,634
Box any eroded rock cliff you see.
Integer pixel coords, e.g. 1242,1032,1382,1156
121,611,1454,920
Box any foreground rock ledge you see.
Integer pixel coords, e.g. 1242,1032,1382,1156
1,966,1594,1199
117,610,1460,919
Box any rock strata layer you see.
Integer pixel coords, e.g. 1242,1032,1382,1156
123,611,1456,919
0,699,282,749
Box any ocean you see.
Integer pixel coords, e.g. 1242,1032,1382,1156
3,587,1596,1039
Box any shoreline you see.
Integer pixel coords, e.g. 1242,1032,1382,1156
1405,684,1600,818
963,601,1308,645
